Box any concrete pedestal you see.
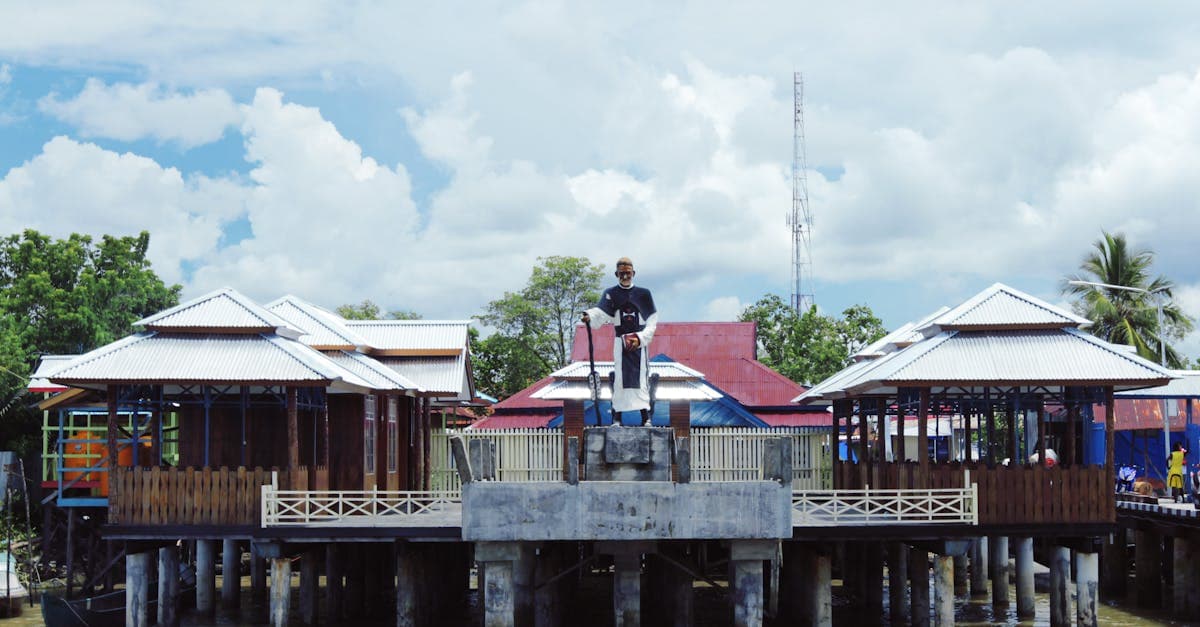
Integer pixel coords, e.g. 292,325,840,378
1014,537,1035,619
269,557,292,627
1135,529,1161,608
1049,546,1070,626
989,535,1009,607
909,547,929,626
933,553,953,626
1075,551,1099,627
969,537,988,596
158,546,180,627
126,551,151,627
222,539,240,608
888,542,909,625
196,539,216,615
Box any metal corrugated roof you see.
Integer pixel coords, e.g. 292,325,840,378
376,354,468,397
344,320,470,353
136,288,302,336
548,361,704,381
841,328,1171,394
569,322,758,362
531,379,722,401
927,283,1090,330
265,296,370,349
48,332,367,388
1115,371,1200,399
325,351,421,392
28,355,77,392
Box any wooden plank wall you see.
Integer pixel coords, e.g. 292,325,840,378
109,466,304,526
838,462,1114,525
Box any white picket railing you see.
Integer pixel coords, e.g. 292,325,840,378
261,485,461,527
791,485,978,526
430,427,831,490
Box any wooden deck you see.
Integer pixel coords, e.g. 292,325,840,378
108,466,323,526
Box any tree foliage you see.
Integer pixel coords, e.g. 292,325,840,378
739,294,887,386
336,299,421,320
1062,231,1194,368
474,256,604,398
0,229,180,454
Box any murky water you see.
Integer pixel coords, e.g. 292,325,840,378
11,573,1189,626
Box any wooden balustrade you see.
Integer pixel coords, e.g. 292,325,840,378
835,462,1114,525
109,466,308,526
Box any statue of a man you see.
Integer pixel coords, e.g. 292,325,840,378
581,257,658,425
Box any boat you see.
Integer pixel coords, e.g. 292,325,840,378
41,564,196,627
0,551,28,617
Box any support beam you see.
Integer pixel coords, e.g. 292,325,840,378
158,546,180,627
953,551,968,596
1049,545,1071,626
811,547,831,627
933,553,953,626
614,551,643,627
196,539,216,615
1015,537,1035,619
396,543,417,627
989,535,1008,607
484,560,514,627
270,557,292,627
325,544,342,624
300,552,318,624
1135,528,1162,608
1174,533,1200,619
126,551,151,627
888,542,908,625
221,539,240,608
1076,551,1099,627
909,546,929,627
1102,530,1127,598
918,389,930,473
864,542,884,614
287,387,299,471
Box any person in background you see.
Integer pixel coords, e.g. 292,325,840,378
1168,442,1187,503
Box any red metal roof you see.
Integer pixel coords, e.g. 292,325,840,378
491,376,560,411
469,413,556,429
1094,399,1194,431
570,322,758,363
757,410,832,427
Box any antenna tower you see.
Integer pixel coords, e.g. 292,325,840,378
789,72,814,312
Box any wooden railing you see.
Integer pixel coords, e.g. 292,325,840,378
792,486,977,526
835,462,1114,525
261,486,461,527
109,466,309,526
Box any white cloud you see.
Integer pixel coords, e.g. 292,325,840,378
703,296,745,322
0,64,10,85
39,79,241,147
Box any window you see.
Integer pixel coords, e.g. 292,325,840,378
387,397,399,473
364,394,376,474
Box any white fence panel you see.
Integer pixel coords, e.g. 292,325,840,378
431,428,563,491
691,428,831,490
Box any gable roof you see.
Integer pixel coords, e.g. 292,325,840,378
345,320,470,355
29,355,77,393
570,321,757,363
376,353,473,400
265,295,370,350
137,287,302,337
925,283,1091,331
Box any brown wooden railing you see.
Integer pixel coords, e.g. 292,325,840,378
109,466,309,526
835,462,1114,526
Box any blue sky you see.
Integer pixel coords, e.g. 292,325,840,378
3,2,1200,356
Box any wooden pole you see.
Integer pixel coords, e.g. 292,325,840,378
423,398,432,491
985,390,995,466
918,389,930,478
287,387,299,472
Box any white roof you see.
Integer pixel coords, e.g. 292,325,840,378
344,320,470,354
137,288,302,338
1115,371,1200,399
325,351,421,392
548,361,705,381
48,332,370,391
531,379,723,401
924,283,1091,331
29,355,77,392
376,354,471,400
265,295,371,350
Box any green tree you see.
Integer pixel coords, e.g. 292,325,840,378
475,256,604,398
0,229,180,455
739,295,887,386
336,299,422,320
1062,231,1194,368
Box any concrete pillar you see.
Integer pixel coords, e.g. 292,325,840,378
325,544,343,624
969,537,988,596
299,552,318,624
1135,528,1161,608
1049,546,1071,627
126,551,151,627
158,545,181,627
888,542,909,625
345,545,364,619
534,545,562,627
613,552,642,627
953,551,968,596
1014,537,1035,619
1173,534,1200,619
269,556,292,627
731,559,763,627
515,544,536,627
933,553,953,627
864,542,884,614
196,539,216,615
221,539,240,608
252,549,267,598
396,543,418,627
484,560,515,627
671,555,694,627
1075,551,1099,627
909,547,929,626
1101,530,1128,599
989,535,1009,607
780,542,803,622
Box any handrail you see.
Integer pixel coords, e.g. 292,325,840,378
792,485,978,526
262,487,462,527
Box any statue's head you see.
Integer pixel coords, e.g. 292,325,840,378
616,257,635,287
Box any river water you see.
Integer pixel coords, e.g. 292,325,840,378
9,573,1188,626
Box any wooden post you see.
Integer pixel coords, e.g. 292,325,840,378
563,400,584,479
159,545,181,627
858,402,869,488
888,542,908,625
287,387,299,471
831,400,843,487
1066,400,1078,467
325,544,343,623
964,400,974,463
908,547,929,626
918,389,930,478
270,557,292,627
413,398,425,491
985,390,995,466
107,385,119,495
65,510,75,598
323,402,331,471
1036,399,1046,467
127,551,151,627
396,543,417,627
1105,387,1115,471
423,397,433,491
895,396,906,466
196,539,215,615
221,539,239,608
300,552,318,624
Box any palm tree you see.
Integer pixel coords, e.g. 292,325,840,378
1062,231,1194,368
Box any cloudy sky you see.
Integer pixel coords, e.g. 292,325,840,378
2,3,1200,355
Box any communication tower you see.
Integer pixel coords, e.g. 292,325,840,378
788,72,814,312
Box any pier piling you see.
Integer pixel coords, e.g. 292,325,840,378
158,545,180,627
1015,537,1035,618
196,539,215,615
1049,545,1070,626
